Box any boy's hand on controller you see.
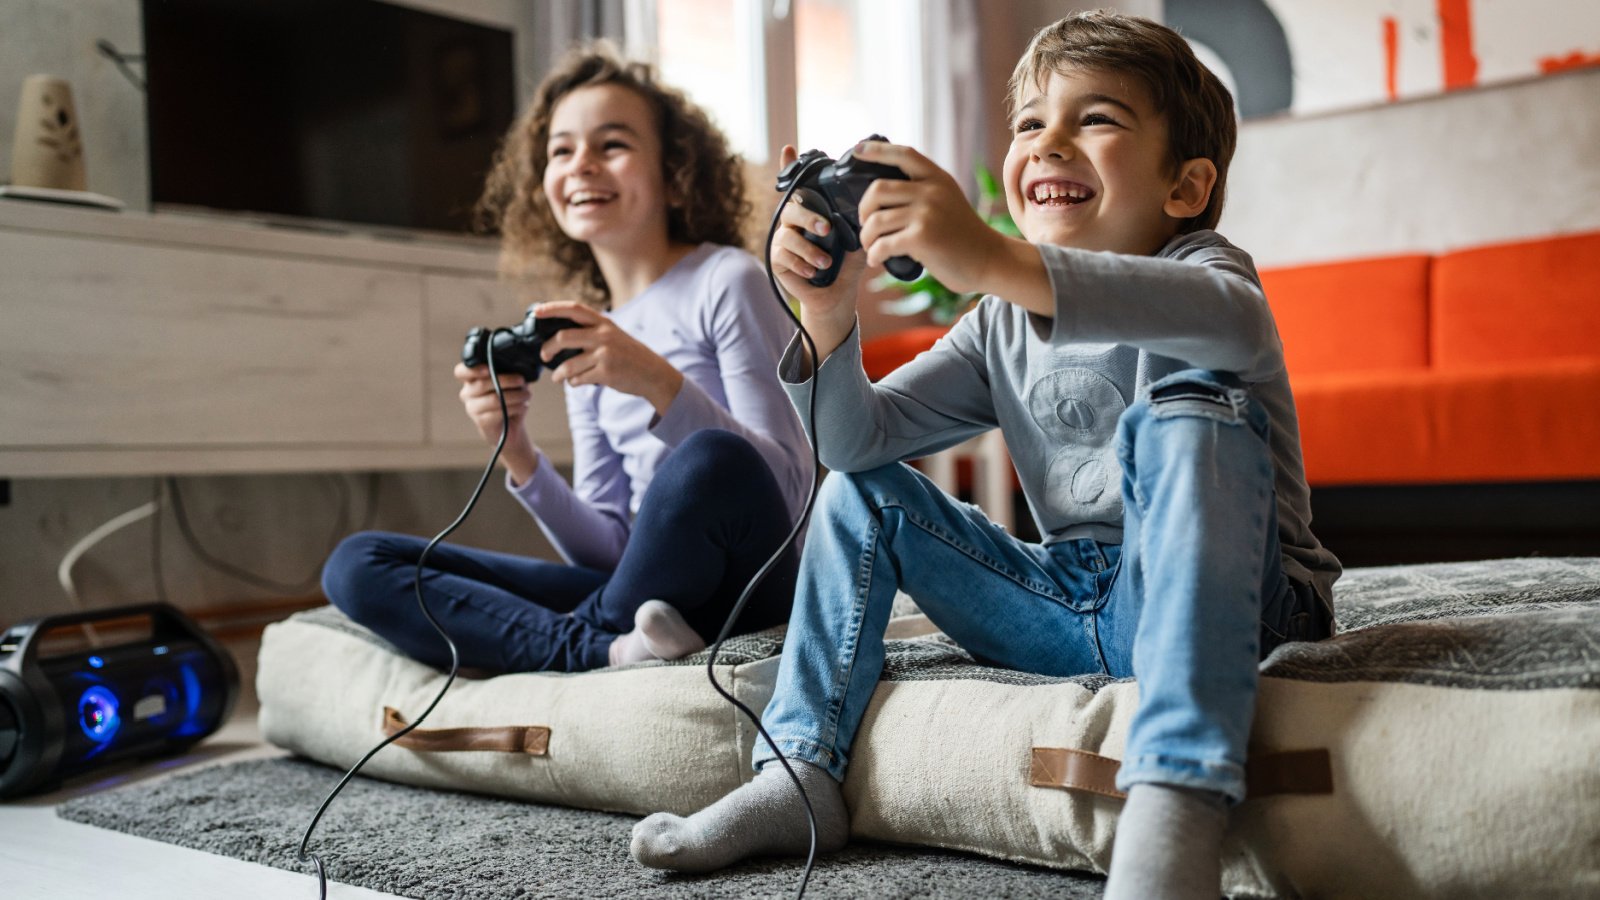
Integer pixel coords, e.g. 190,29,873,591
854,141,1004,295
454,362,539,482
533,302,685,416
855,141,1053,318
771,145,866,361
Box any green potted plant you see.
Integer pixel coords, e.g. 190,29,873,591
875,165,1020,324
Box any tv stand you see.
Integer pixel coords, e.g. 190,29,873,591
0,202,571,478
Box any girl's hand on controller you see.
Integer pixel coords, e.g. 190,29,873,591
454,363,539,483
532,302,685,416
770,144,866,363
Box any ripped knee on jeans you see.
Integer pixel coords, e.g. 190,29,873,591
1146,374,1247,425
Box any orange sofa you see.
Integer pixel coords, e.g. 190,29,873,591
864,229,1600,490
1260,229,1600,487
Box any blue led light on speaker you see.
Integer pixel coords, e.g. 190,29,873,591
87,655,105,668
175,662,207,737
78,685,120,743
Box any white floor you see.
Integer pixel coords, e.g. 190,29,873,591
0,688,400,898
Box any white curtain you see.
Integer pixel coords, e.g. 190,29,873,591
520,0,630,99
918,0,983,199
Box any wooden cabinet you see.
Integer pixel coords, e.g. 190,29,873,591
0,203,570,476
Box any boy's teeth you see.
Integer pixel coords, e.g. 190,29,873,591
1033,183,1088,203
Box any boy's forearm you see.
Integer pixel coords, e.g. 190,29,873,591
981,237,1054,319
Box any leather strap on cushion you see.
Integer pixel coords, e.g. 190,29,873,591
1030,747,1128,799
382,706,550,755
1030,747,1332,799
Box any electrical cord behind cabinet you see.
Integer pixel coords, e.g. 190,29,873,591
295,331,514,899
701,156,831,900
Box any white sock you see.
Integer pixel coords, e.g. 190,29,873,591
608,600,706,666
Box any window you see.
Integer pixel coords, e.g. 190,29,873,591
652,0,772,161
636,0,929,165
794,0,922,157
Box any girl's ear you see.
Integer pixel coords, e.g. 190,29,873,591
1163,157,1217,221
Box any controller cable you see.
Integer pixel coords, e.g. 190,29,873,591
699,155,832,900
297,163,831,897
296,331,513,899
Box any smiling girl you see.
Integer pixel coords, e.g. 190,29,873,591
320,46,810,674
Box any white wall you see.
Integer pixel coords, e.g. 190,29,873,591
1221,65,1600,268
1263,0,1600,117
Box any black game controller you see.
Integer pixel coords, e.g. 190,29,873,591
774,134,925,288
461,306,582,381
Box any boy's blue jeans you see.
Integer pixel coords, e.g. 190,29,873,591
755,369,1327,803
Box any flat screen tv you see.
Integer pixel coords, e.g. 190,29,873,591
142,0,516,233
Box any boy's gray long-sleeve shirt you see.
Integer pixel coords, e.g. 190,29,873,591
779,229,1341,611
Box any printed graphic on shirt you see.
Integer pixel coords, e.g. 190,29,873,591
1025,367,1125,521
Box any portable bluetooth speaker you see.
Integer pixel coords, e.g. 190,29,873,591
0,603,239,798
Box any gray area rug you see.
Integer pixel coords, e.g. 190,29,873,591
58,756,1105,899
57,557,1600,898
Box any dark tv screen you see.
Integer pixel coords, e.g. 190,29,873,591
142,0,515,233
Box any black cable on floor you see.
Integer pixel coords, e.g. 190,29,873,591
296,334,513,899
702,156,831,899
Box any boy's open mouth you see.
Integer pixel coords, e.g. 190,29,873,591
567,190,617,208
1027,179,1095,207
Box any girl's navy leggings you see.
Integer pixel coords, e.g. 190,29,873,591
320,429,801,672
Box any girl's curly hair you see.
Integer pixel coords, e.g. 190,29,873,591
476,43,750,304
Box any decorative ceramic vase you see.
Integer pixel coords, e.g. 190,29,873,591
10,74,87,190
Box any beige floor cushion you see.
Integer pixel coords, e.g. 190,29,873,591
258,558,1600,898
257,609,784,816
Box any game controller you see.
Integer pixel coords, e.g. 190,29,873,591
461,306,582,381
774,134,925,287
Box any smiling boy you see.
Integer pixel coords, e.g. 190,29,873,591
632,12,1341,898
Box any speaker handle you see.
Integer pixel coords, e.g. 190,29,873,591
1,603,215,669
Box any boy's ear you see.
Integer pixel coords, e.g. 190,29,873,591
1163,158,1218,221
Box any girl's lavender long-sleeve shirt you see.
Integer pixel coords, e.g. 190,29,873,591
508,243,809,570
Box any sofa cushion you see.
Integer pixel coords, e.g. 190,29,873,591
1291,358,1600,484
1259,255,1431,377
1432,230,1600,370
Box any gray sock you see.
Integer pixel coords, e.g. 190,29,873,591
631,759,850,873
1104,783,1227,900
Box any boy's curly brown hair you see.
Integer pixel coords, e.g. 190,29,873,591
1008,11,1237,234
476,43,750,303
